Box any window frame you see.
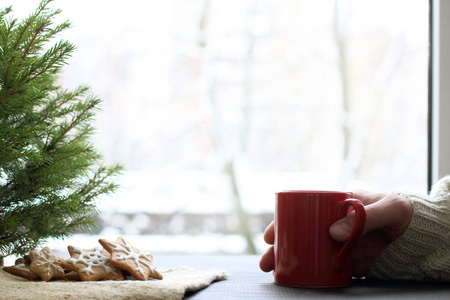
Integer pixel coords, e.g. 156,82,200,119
429,0,450,189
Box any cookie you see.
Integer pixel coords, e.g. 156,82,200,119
63,270,81,281
99,236,163,281
15,254,31,266
29,247,65,281
3,263,41,281
60,245,124,281
14,257,25,265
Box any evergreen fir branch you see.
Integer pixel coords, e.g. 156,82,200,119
63,124,95,149
20,22,46,60
3,125,43,150
11,0,54,51
45,97,99,150
77,164,123,200
38,86,91,128
19,40,75,86
2,56,16,90
0,9,15,50
0,0,122,258
0,6,11,20
0,89,22,105
0,2,71,108
22,19,71,57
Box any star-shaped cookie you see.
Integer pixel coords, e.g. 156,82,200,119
99,236,163,281
3,263,41,281
60,245,124,281
29,247,65,281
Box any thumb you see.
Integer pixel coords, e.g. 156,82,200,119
329,212,355,243
329,194,413,243
329,201,386,243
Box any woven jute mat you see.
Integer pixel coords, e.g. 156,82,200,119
0,266,229,300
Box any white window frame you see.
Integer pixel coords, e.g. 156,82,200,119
430,0,450,188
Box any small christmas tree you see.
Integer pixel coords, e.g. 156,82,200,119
0,0,122,263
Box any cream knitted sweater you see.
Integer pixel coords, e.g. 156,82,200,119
367,176,450,281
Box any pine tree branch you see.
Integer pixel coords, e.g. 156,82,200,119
0,17,15,53
0,6,12,20
33,165,69,181
0,89,24,104
2,57,15,89
65,125,93,147
20,42,74,86
53,147,92,165
0,90,24,104
12,0,50,50
39,86,90,125
77,165,122,199
2,1,67,92
3,136,26,149
46,101,96,150
0,17,14,47
11,21,31,53
3,126,42,149
0,0,122,258
20,13,70,64
21,23,46,60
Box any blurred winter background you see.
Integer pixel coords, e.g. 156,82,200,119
6,0,428,261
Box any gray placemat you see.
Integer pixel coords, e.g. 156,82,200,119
154,255,450,299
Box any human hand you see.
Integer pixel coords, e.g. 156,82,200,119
259,191,413,276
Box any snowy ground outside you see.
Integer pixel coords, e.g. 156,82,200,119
96,170,354,214
3,233,266,266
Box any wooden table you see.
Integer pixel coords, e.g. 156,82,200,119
155,255,450,299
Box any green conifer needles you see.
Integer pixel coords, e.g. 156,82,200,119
0,0,122,259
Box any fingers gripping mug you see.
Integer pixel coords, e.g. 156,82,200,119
274,191,366,287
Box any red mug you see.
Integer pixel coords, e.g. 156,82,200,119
274,191,366,287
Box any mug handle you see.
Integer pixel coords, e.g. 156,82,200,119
333,198,366,272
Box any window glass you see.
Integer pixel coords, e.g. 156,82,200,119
10,0,428,255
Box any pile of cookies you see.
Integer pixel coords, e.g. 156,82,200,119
2,236,163,282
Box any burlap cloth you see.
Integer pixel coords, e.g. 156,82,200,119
0,266,229,299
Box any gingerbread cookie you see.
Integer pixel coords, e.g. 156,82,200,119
63,270,81,281
14,257,25,265
99,236,163,281
14,254,31,266
60,245,124,281
3,263,41,281
29,246,65,281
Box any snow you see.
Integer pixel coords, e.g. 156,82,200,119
97,170,348,215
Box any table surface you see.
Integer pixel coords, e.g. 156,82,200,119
156,255,450,299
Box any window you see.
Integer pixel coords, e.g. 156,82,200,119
430,0,450,186
10,0,429,256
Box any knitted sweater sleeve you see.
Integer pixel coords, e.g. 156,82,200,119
366,176,450,282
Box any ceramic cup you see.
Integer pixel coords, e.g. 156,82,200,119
274,191,366,287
